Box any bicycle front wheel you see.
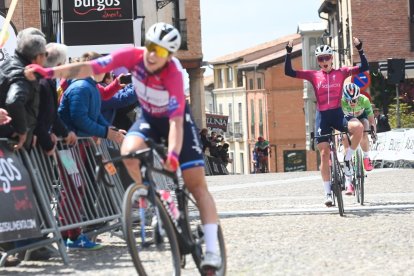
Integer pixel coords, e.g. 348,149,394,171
122,184,181,275
354,149,365,205
177,189,227,275
331,154,344,216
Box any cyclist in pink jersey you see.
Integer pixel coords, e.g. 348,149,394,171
25,22,222,269
285,37,368,206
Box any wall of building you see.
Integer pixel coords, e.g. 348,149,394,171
5,0,41,31
351,0,414,62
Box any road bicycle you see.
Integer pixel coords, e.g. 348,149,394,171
312,129,351,217
352,126,377,205
95,138,226,275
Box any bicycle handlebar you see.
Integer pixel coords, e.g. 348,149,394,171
95,138,176,188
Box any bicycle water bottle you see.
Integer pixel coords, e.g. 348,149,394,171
159,190,180,220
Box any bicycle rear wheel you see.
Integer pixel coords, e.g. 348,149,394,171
354,149,365,205
122,184,181,275
331,154,344,216
177,188,227,275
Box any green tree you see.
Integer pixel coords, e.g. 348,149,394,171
388,102,414,128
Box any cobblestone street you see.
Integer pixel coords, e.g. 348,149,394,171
2,169,414,275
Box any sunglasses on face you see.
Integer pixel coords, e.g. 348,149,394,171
348,99,357,104
317,55,332,62
145,42,170,58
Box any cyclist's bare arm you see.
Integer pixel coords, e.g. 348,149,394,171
25,61,94,81
168,116,184,158
368,114,376,132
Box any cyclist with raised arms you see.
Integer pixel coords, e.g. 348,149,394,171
341,83,376,193
25,22,222,269
285,37,368,206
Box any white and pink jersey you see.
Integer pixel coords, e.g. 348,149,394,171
91,47,185,118
296,67,360,111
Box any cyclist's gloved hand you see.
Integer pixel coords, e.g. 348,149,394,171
353,37,363,51
165,151,179,172
25,64,54,80
286,40,293,54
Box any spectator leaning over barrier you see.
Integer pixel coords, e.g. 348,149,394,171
0,27,50,266
34,43,77,156
0,27,47,150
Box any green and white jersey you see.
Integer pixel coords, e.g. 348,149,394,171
341,94,373,117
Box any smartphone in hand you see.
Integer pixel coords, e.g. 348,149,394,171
119,74,132,84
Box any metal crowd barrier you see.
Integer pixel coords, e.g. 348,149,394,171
0,137,127,266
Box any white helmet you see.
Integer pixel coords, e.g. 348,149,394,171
315,45,333,57
343,83,361,101
145,22,181,53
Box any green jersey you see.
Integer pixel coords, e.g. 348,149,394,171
341,94,373,117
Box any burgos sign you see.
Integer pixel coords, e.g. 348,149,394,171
62,0,134,46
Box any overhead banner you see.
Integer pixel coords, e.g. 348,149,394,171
206,113,228,132
0,12,18,66
62,0,134,46
0,144,41,242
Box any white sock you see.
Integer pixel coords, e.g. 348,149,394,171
345,148,355,161
363,151,369,158
323,181,331,194
203,224,218,254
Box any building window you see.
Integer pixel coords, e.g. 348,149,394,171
259,99,264,136
209,103,213,113
228,103,233,133
240,153,244,174
227,67,233,88
219,104,223,115
309,37,319,70
257,77,262,90
249,79,254,90
238,102,242,123
217,69,223,88
236,69,243,87
250,99,255,138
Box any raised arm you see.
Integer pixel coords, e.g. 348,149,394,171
284,40,297,77
353,37,369,73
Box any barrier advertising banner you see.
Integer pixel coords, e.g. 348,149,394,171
206,113,228,132
62,0,134,46
0,144,41,242
0,12,18,66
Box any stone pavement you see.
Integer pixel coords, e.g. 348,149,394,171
1,168,414,275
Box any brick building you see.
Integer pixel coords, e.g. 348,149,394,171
0,0,206,127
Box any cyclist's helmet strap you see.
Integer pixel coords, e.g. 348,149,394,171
315,45,333,57
343,83,361,101
145,22,182,53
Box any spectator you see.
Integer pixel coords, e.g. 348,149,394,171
218,143,231,166
100,83,137,127
34,43,77,156
0,27,48,266
209,131,219,157
373,106,391,133
0,27,47,150
58,51,124,142
199,128,211,153
0,108,11,125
